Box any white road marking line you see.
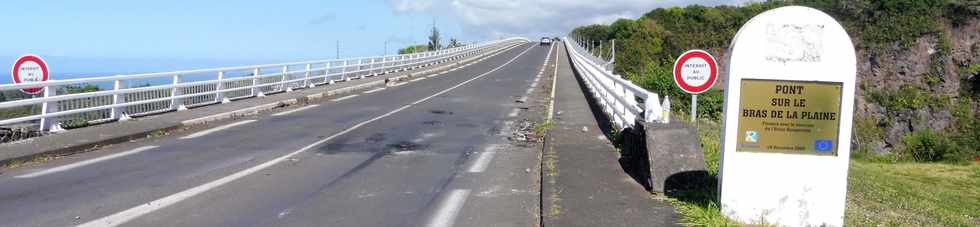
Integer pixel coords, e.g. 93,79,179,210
547,42,561,121
15,146,158,179
507,108,520,117
410,77,425,82
271,105,319,117
426,189,471,227
390,82,406,87
363,87,386,94
77,43,537,227
331,94,358,102
467,145,498,173
179,120,256,140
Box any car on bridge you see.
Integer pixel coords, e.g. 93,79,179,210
540,37,552,45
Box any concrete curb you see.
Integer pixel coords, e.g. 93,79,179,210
0,124,185,168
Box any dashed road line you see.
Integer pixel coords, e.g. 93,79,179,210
331,94,359,102
547,42,561,120
426,189,471,227
180,120,256,140
467,145,498,173
363,87,386,94
271,104,320,117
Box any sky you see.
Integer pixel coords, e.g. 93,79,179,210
0,0,751,82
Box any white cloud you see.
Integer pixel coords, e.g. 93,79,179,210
386,0,755,39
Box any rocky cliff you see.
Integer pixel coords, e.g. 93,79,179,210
853,18,979,157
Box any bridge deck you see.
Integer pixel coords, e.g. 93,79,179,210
0,42,549,227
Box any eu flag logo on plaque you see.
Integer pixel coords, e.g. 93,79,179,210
815,140,833,152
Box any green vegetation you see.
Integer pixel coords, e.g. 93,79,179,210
398,45,429,54
534,119,554,136
397,24,463,54
866,86,947,111
682,120,980,226
428,25,442,50
63,84,100,94
571,0,978,160
665,120,736,226
846,161,980,226
965,64,980,75
568,0,980,225
901,129,973,162
0,83,104,130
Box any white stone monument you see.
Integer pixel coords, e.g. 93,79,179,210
719,6,856,226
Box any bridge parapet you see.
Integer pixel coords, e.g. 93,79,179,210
563,37,670,130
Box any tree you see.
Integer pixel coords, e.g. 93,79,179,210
448,38,462,48
398,45,428,54
428,26,441,50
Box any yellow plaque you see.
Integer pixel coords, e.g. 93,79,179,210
736,79,842,156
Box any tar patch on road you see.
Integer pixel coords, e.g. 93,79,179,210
387,141,427,152
429,109,454,115
366,133,387,143
422,120,443,127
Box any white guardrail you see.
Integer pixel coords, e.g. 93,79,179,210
564,37,670,130
0,38,528,131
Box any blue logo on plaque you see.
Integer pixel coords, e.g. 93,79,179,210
815,140,833,152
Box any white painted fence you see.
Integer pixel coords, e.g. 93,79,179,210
564,37,670,130
0,38,527,131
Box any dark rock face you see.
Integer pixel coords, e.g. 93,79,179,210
852,18,980,154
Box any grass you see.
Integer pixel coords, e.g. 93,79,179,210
671,120,980,226
1,153,58,169
664,119,741,226
534,119,555,136
845,161,980,226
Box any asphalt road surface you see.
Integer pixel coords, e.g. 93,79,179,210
0,42,557,227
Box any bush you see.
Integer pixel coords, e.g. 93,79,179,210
901,130,971,162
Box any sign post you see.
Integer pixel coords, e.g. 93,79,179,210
672,50,718,122
11,54,50,95
12,54,53,131
718,6,856,226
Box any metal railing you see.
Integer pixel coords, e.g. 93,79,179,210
564,37,670,130
0,38,528,131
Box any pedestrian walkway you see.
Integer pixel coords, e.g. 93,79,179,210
542,42,680,227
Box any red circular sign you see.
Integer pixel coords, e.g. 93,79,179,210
672,50,718,94
11,54,49,95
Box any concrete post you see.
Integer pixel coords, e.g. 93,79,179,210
111,79,127,120
38,86,57,131
252,68,264,97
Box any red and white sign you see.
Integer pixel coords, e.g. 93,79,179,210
11,54,50,95
672,50,718,94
